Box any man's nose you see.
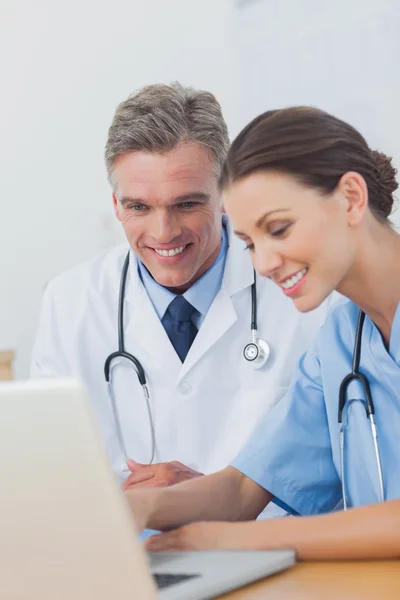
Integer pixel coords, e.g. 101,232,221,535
151,210,182,243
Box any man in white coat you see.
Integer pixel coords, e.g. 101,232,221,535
31,83,331,501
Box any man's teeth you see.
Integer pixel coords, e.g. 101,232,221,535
154,245,186,257
281,268,308,290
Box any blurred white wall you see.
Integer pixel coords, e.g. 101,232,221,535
2,0,400,378
0,0,235,377
232,0,400,226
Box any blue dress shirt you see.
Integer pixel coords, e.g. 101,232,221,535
137,224,228,330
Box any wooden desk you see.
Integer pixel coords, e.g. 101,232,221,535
218,561,400,599
0,351,14,381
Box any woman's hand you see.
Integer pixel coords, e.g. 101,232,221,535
144,521,260,552
140,499,400,561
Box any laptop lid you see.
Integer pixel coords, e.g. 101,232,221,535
0,379,157,600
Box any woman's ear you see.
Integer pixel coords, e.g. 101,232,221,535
337,171,369,227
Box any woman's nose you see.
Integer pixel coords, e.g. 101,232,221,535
253,245,283,278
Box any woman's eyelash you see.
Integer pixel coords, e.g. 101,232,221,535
271,225,289,237
243,224,290,250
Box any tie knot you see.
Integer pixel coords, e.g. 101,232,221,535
167,296,196,323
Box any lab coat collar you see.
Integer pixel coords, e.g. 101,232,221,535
178,218,254,381
124,254,183,372
121,216,255,380
136,222,229,321
123,215,254,305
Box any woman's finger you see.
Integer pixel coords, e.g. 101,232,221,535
145,529,186,552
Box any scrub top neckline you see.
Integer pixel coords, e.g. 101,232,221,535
366,300,400,367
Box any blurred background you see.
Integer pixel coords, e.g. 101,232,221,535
1,0,399,378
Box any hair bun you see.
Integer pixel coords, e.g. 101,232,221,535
371,150,398,217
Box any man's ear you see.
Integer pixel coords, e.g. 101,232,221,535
337,171,368,227
113,194,122,222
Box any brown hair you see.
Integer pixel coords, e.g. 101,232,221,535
220,107,398,221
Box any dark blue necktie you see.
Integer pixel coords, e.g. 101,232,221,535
163,296,198,362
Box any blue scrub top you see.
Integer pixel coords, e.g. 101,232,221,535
232,299,400,515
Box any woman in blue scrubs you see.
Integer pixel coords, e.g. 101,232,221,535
126,107,400,560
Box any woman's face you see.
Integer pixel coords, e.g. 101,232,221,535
223,171,355,312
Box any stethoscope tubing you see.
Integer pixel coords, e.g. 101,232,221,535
339,310,385,509
104,251,267,468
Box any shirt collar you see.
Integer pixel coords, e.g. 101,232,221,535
137,223,229,320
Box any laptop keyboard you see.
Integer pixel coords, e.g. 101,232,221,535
153,572,200,590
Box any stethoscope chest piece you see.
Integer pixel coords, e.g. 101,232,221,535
243,335,271,369
243,271,271,370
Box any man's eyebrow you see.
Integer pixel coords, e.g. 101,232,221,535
173,192,210,203
119,196,145,206
118,192,211,207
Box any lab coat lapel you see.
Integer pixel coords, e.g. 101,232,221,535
178,222,254,382
123,252,181,373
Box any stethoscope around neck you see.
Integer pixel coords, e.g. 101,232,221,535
338,310,385,509
104,251,271,469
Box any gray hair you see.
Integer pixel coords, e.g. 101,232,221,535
105,82,229,190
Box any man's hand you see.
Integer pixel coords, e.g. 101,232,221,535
121,459,203,491
125,488,154,532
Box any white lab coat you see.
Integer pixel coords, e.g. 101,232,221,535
31,224,332,484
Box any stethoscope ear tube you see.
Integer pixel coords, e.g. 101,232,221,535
104,351,147,385
103,252,154,466
338,311,375,423
338,372,375,422
338,309,384,508
104,252,147,386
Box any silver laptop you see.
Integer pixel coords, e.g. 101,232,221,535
0,379,295,599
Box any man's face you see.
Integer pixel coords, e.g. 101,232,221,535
112,143,222,292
